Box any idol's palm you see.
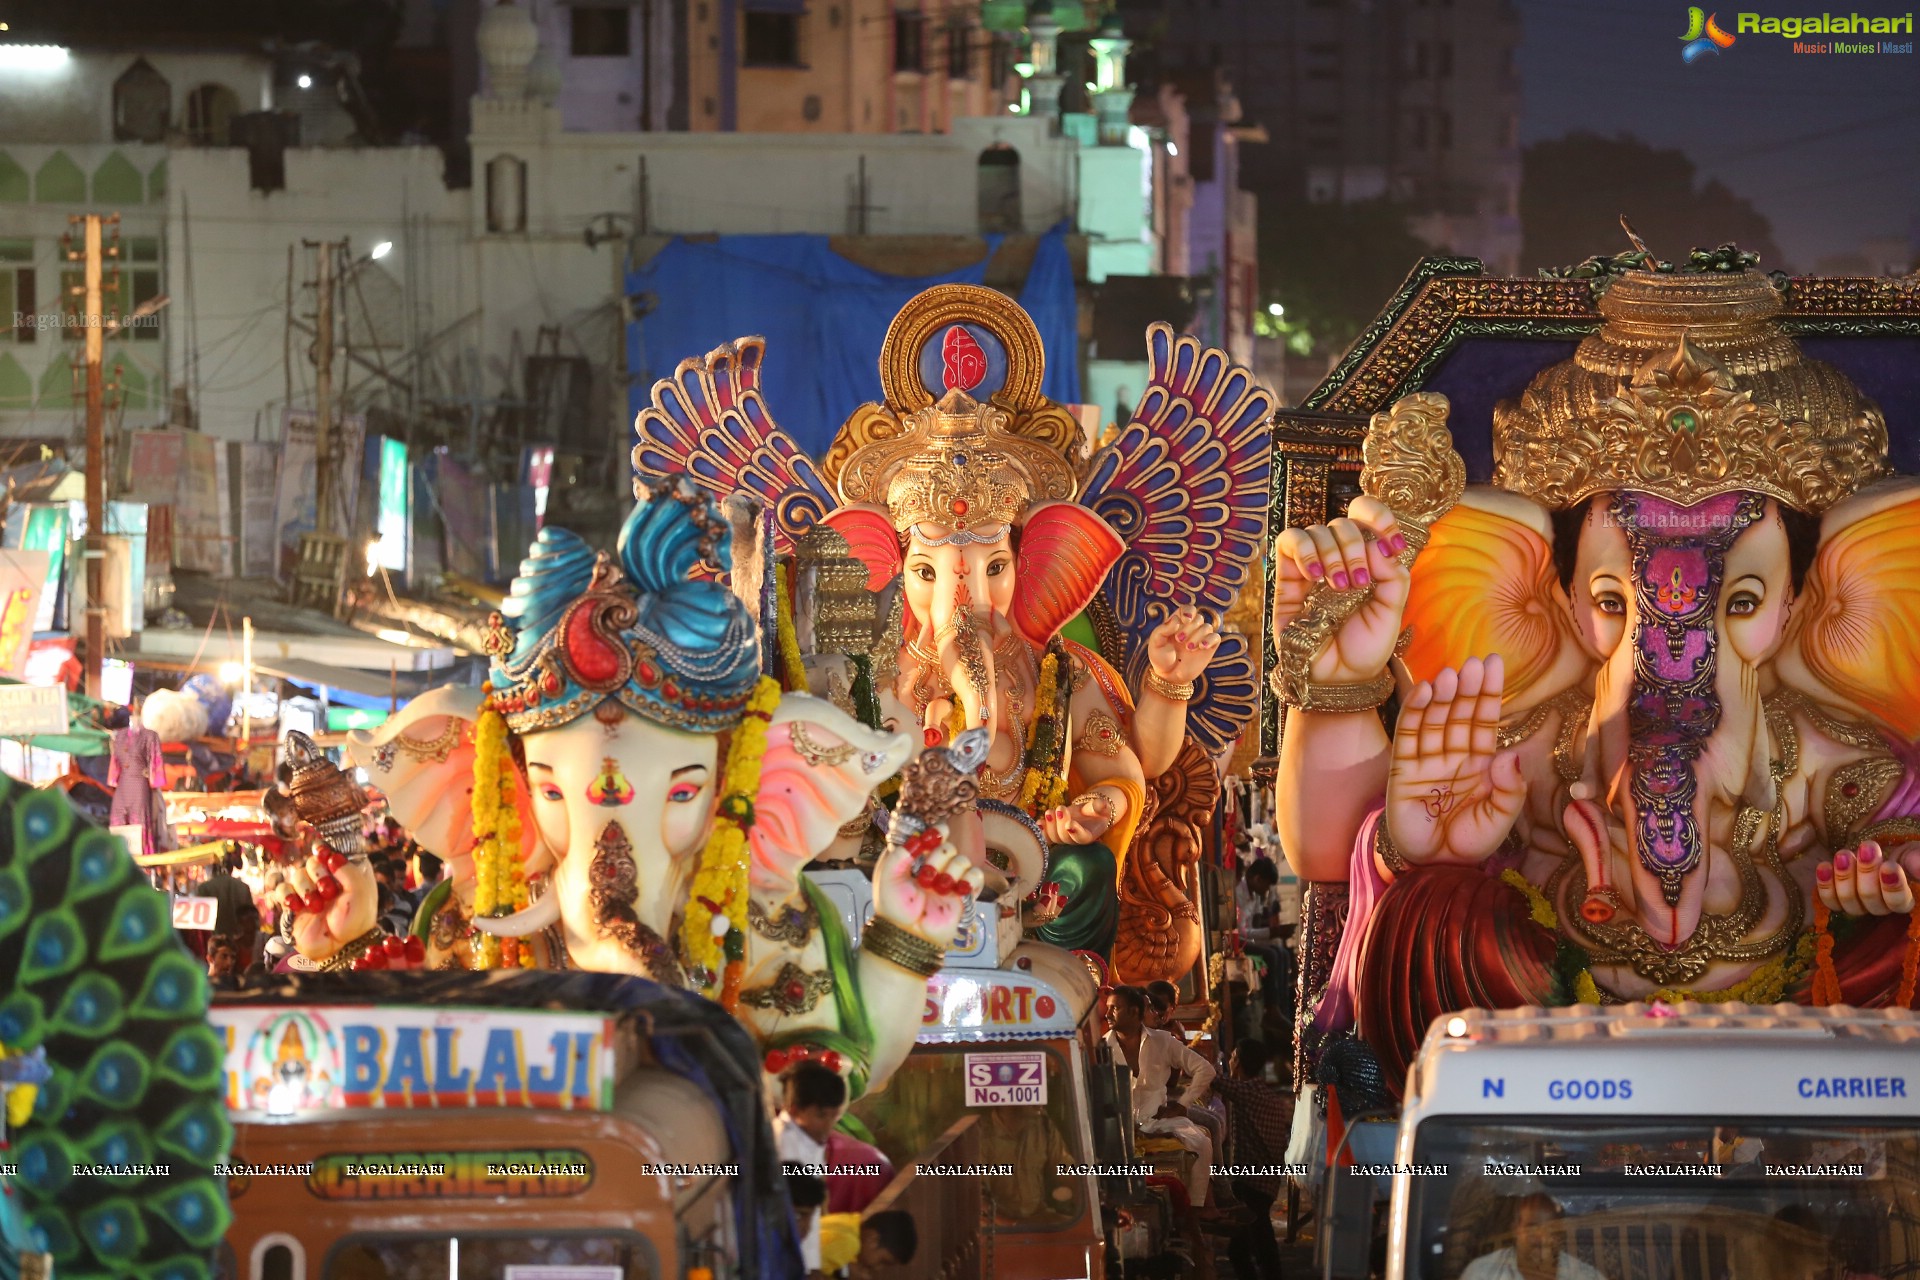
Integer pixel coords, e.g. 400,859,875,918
1386,656,1526,866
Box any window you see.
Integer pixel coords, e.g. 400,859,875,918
977,145,1021,234
946,21,973,78
570,7,631,57
1436,40,1454,77
0,241,35,345
1436,109,1452,150
743,11,802,66
1304,42,1342,80
112,58,171,144
185,83,241,145
486,154,528,233
988,33,1011,88
893,11,926,73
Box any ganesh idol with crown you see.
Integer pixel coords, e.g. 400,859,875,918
1272,264,1920,1086
632,284,1275,981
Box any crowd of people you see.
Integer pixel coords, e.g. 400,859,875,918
773,1061,921,1278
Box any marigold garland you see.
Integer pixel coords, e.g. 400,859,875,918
1573,971,1603,1006
1811,900,1842,1006
1017,652,1063,815
682,675,782,1000
1648,933,1815,1006
774,561,808,694
466,684,529,970
1500,869,1559,930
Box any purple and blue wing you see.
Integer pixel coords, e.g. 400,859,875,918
632,337,836,554
1080,323,1273,753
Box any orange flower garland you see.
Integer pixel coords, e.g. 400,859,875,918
470,684,528,970
1810,900,1842,1007
682,675,782,1005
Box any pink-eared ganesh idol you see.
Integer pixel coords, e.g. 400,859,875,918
1273,268,1920,1085
347,476,983,1099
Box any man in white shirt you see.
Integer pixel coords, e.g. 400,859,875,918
1104,985,1216,1208
772,1062,841,1271
1461,1193,1610,1280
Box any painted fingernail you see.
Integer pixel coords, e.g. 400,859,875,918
1175,632,1187,642
1816,864,1833,882
1305,561,1324,579
1836,851,1852,871
1329,570,1350,589
1388,533,1406,554
1860,845,1880,866
1883,868,1903,886
1352,568,1371,587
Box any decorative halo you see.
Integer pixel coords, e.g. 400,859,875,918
879,283,1048,414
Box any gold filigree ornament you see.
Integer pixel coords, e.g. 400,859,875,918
1492,270,1890,515
837,388,1078,534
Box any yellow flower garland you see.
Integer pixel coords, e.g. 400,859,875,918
774,561,809,694
682,675,782,995
1499,868,1559,930
0,1043,36,1127
469,685,527,970
1016,653,1061,812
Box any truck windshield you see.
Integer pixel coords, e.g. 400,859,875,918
1404,1117,1920,1280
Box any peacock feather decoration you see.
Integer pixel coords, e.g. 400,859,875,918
0,777,232,1280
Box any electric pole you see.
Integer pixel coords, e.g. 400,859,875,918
309,239,338,537
66,213,118,701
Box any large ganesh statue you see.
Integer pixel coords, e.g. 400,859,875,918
1272,262,1920,1089
342,475,986,1098
630,284,1275,982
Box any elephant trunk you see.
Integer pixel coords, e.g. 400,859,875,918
1610,492,1769,948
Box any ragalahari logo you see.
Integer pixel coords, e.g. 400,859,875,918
1681,7,1738,60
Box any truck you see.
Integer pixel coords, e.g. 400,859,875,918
1321,1003,1920,1280
210,970,801,1280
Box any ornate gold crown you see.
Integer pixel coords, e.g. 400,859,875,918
836,387,1078,532
1493,270,1889,513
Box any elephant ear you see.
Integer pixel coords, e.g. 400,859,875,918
346,687,539,870
820,503,903,592
1010,500,1125,650
749,697,911,892
1781,478,1920,743
1400,487,1584,707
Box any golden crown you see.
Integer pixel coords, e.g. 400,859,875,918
837,387,1078,532
1492,271,1889,514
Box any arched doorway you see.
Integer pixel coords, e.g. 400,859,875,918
113,59,171,143
977,144,1022,235
185,83,242,145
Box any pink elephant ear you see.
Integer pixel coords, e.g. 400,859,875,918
820,504,903,592
1011,500,1124,649
748,719,877,892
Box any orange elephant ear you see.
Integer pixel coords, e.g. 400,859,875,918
1011,501,1124,649
1786,481,1920,743
1400,492,1579,706
820,504,903,591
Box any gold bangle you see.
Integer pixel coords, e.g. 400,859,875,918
1070,788,1120,829
861,916,946,978
1269,666,1395,713
1375,823,1410,876
1144,669,1196,702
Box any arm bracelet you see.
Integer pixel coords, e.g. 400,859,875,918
1269,666,1395,713
1375,822,1410,876
1144,669,1196,702
861,915,946,978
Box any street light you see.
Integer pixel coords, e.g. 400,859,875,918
1268,302,1285,317
219,660,246,685
0,44,70,71
370,241,393,260
297,73,313,89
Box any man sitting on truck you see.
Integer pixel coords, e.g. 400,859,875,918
1462,1193,1609,1280
1105,984,1216,1210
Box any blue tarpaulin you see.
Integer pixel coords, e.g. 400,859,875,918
625,225,1082,458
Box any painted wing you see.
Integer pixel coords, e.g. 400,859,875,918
1078,323,1274,752
630,337,837,555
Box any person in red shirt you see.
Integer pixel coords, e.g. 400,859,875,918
823,1127,894,1214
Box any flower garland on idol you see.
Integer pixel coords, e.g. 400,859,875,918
682,674,782,1010
470,683,532,970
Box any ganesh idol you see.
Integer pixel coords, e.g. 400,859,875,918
340,474,985,1098
1272,265,1920,1084
629,284,1276,980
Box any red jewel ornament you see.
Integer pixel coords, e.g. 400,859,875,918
564,606,624,684
932,873,958,895
923,727,943,749
765,1048,790,1073
906,829,943,856
823,1051,844,1073
383,935,407,958
784,979,807,1003
404,936,427,963
951,498,969,517
321,850,346,873
915,864,942,888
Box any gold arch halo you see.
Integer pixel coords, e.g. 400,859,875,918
878,283,1048,414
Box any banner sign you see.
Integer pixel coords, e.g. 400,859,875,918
174,431,229,575
918,972,1077,1043
275,409,366,580
0,549,47,677
0,682,69,736
208,1005,618,1115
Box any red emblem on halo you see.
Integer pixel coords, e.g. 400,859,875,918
941,325,987,392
